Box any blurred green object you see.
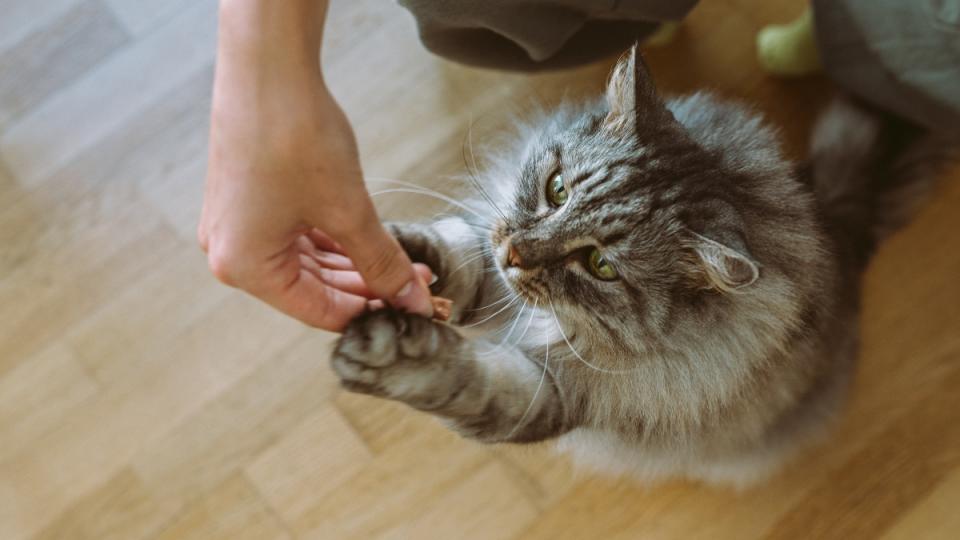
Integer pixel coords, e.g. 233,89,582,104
757,8,821,77
399,0,960,132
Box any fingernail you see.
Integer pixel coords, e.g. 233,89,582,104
394,278,434,317
429,273,439,286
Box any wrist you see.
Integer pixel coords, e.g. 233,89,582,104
212,0,333,132
217,0,327,78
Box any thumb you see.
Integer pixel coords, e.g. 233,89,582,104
335,218,434,317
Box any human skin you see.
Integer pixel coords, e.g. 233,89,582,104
199,0,434,331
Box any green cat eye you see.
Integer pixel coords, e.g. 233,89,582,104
587,248,618,280
546,172,568,206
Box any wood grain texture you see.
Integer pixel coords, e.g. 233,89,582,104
0,0,957,539
0,0,128,130
0,0,84,54
0,0,218,185
102,0,198,36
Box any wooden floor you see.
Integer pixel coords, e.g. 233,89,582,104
1,0,958,538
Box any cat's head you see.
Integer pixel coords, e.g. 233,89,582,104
489,46,787,352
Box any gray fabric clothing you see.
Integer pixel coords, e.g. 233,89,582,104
398,0,697,70
399,0,960,132
813,0,960,133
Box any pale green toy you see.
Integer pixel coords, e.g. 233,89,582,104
757,7,821,77
638,8,821,76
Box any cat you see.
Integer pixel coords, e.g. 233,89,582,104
330,45,953,487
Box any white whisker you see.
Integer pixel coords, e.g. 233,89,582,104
449,248,492,276
429,211,496,232
549,302,636,374
511,298,539,347
466,292,514,313
455,233,492,242
499,300,528,341
463,119,510,223
466,221,497,232
369,188,488,222
369,177,501,229
506,328,549,440
462,294,521,328
477,300,530,358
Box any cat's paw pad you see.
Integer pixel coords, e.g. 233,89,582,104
331,309,463,406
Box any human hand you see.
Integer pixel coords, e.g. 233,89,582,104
199,0,433,331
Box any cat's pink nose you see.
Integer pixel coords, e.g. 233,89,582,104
506,243,523,268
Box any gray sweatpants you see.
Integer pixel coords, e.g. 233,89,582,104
399,0,960,133
398,0,698,70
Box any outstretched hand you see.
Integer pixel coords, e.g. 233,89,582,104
199,0,433,331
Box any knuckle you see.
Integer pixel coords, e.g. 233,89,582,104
197,226,209,253
206,247,242,287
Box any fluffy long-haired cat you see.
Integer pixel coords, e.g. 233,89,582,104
330,45,953,486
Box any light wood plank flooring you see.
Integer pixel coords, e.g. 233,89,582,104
1,1,958,539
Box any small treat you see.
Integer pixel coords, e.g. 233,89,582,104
431,296,453,322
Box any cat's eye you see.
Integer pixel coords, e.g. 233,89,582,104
546,172,568,207
587,248,618,280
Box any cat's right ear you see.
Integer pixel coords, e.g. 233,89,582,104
685,231,760,293
604,44,671,132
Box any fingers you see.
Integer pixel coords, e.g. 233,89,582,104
258,249,371,331
268,260,433,331
296,235,354,270
307,228,345,254
411,263,435,288
270,269,369,331
205,224,437,333
207,242,368,331
312,268,373,297
301,253,434,300
334,216,434,318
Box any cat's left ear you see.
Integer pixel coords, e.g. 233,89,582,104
686,231,760,292
605,44,673,132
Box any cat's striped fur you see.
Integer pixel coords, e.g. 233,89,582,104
331,46,953,486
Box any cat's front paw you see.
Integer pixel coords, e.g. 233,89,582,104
331,309,470,410
387,222,447,290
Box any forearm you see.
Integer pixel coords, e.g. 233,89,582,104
202,0,435,328
213,0,330,138
218,0,327,70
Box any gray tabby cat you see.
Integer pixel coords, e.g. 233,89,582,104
330,46,952,486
